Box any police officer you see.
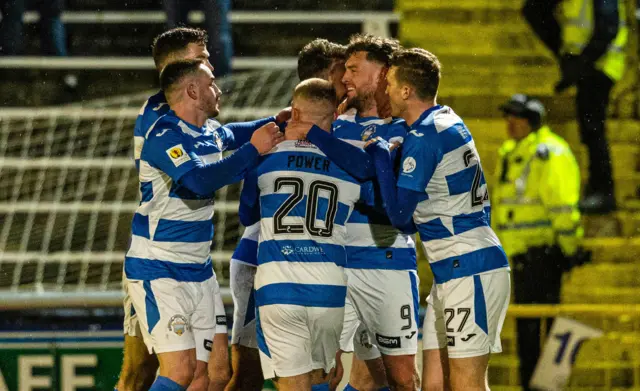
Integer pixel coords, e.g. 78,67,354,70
494,95,589,390
523,0,628,213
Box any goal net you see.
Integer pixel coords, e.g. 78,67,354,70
0,68,298,307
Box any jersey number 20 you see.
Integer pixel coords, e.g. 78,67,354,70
273,177,339,237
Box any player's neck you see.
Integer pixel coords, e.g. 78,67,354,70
173,104,207,128
404,100,437,126
358,99,378,118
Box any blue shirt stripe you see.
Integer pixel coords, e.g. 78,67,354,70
131,213,150,239
258,151,359,184
258,239,346,267
153,219,214,243
140,181,153,203
260,194,350,227
125,257,214,282
345,247,417,270
232,238,258,266
429,246,509,284
255,283,347,307
446,165,477,196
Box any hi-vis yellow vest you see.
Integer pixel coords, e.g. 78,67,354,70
561,0,628,81
493,126,583,258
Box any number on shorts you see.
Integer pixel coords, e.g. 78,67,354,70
462,150,487,207
273,177,339,237
400,304,412,330
445,307,471,333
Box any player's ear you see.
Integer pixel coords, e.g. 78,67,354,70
291,106,301,121
186,80,198,101
402,85,411,100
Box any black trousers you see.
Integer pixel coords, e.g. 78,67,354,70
576,68,615,195
512,247,564,391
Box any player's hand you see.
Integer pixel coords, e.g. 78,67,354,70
250,122,284,154
364,137,390,156
274,107,292,124
285,120,314,140
328,350,345,391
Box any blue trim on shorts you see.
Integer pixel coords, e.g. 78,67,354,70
473,275,488,334
143,281,160,333
312,383,329,391
409,271,420,327
343,384,359,391
125,257,214,282
244,288,256,326
255,308,271,358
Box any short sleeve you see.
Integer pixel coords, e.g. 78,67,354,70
142,128,199,182
397,129,441,193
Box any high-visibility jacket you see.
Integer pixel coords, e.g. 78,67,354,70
493,126,583,258
560,0,628,81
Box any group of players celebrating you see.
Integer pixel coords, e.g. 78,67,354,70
115,26,510,391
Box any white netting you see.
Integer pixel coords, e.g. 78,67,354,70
0,68,299,303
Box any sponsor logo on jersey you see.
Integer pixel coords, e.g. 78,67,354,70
361,124,376,141
409,129,424,137
204,339,213,351
216,315,227,326
166,144,191,167
405,331,416,339
402,157,417,173
156,128,170,137
376,333,401,349
281,245,324,256
168,314,189,336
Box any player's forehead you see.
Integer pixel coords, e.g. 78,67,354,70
345,51,370,67
183,42,209,60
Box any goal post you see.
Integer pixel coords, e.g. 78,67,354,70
0,69,299,308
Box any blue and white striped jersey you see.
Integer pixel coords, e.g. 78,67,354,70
397,105,508,284
133,90,170,171
332,111,416,270
125,111,237,282
242,140,365,308
231,222,259,267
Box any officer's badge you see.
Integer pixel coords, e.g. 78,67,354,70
361,125,376,141
535,144,550,160
168,314,189,336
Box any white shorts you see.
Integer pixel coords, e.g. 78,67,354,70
339,294,381,361
123,275,139,337
257,304,344,379
346,268,420,356
422,269,510,359
230,260,258,349
127,275,217,363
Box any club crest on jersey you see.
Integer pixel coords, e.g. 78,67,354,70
166,144,191,167
402,157,417,173
361,125,376,141
168,314,189,336
295,140,316,149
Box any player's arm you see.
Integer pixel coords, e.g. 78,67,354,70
238,168,261,226
144,128,259,197
367,134,436,233
223,108,291,150
305,124,378,181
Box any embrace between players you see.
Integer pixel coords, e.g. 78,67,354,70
116,27,510,391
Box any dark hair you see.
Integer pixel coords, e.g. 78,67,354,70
297,39,347,80
293,78,338,107
390,48,441,101
345,34,400,67
152,27,208,69
159,59,205,93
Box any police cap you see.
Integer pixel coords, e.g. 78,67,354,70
499,94,545,129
